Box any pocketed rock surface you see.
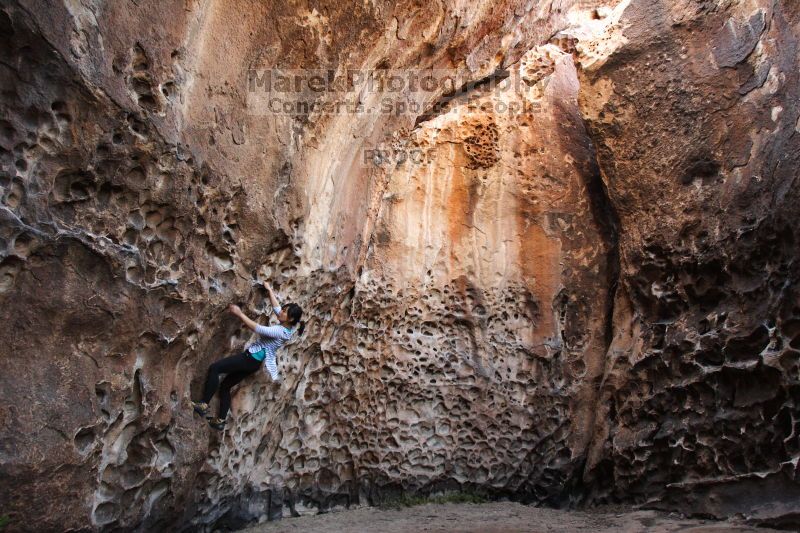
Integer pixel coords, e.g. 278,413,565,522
0,0,798,532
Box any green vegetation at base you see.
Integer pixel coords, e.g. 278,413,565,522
0,516,9,530
378,491,488,510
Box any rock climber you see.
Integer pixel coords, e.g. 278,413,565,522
192,282,305,430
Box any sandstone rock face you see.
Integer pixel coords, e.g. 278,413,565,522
573,0,800,526
0,0,797,531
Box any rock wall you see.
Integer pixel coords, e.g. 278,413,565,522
0,0,798,531
573,0,800,527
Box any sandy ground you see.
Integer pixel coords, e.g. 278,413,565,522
242,502,780,533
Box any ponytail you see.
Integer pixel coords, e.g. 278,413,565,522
284,303,305,336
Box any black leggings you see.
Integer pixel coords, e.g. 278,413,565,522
201,352,261,419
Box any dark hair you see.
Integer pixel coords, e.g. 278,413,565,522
284,303,305,335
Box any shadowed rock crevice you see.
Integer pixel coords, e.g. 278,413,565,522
413,68,511,128
581,149,620,352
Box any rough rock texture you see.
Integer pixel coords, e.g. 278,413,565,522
0,0,798,531
573,0,800,527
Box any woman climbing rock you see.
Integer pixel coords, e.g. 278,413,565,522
192,282,305,430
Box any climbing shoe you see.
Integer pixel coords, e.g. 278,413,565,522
208,417,226,431
192,401,210,417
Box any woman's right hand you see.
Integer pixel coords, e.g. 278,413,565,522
228,304,242,315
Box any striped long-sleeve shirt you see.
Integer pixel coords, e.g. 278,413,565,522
246,305,294,380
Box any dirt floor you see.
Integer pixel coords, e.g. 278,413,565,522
241,502,782,533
